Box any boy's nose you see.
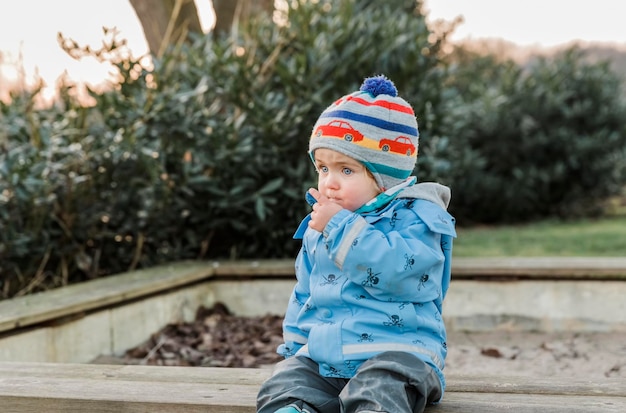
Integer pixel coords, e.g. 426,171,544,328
325,172,340,188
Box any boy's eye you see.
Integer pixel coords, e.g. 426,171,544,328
342,167,353,175
319,165,329,173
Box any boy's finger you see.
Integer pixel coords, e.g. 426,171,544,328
308,188,322,201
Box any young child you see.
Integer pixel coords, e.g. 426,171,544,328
257,75,456,413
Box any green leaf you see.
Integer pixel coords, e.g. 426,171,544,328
257,177,284,195
255,197,266,221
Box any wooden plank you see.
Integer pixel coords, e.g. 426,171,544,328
0,363,260,413
433,392,626,412
3,257,625,335
0,397,251,413
0,364,262,413
3,391,625,413
0,261,215,333
452,257,626,280
211,259,296,277
209,257,626,280
445,374,626,397
3,364,626,398
0,379,258,413
1,363,626,412
0,362,271,385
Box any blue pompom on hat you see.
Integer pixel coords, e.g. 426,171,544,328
309,74,419,191
360,75,399,97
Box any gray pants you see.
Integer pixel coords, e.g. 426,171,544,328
256,351,442,413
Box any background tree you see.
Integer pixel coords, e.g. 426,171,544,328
129,0,203,57
130,0,275,56
212,0,274,38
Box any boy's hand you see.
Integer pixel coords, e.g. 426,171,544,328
308,188,342,232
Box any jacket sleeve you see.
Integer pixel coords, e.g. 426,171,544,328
277,245,311,358
321,201,456,303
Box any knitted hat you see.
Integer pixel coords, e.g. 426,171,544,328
309,75,419,191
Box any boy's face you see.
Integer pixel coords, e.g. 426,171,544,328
313,148,381,212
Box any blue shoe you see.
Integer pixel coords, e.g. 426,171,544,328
273,407,300,413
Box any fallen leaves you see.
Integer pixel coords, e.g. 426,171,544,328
124,302,284,367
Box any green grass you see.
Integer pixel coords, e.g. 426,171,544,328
453,216,626,257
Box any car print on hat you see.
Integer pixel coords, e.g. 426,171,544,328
314,120,364,142
379,136,416,156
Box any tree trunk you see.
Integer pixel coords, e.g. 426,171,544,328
130,0,203,57
212,0,274,38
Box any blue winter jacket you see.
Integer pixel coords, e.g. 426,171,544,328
278,182,457,393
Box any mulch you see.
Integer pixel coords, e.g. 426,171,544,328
110,304,626,380
122,302,285,368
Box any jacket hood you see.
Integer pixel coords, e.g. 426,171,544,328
397,182,451,210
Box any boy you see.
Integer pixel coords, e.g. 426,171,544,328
257,75,456,413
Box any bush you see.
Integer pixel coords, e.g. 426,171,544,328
0,84,100,294
439,47,626,223
0,0,450,298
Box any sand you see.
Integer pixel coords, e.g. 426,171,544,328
445,330,626,379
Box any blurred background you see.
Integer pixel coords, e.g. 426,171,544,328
1,0,625,299
2,0,625,103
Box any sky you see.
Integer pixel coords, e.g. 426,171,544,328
0,0,624,101
425,0,626,47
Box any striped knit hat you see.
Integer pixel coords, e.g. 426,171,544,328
309,75,419,191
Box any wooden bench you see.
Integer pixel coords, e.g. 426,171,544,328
1,362,625,412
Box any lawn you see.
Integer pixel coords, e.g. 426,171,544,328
453,216,626,257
